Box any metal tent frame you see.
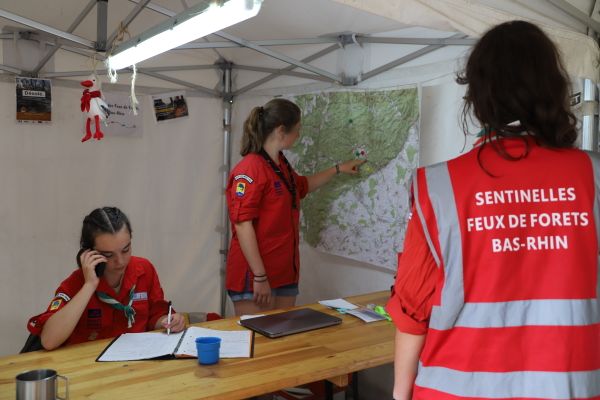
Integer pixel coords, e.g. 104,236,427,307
0,0,598,314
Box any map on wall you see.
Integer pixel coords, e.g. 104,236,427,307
285,88,420,269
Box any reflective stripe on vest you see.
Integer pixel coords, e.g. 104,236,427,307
412,151,600,398
416,362,600,399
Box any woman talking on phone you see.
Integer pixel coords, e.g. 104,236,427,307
226,98,365,315
27,207,185,350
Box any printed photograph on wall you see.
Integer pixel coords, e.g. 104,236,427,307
16,77,52,123
152,91,188,122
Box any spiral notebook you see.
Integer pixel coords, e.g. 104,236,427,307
97,326,253,362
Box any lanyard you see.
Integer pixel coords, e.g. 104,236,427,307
259,149,297,209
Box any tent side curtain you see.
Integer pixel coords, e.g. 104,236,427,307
333,0,600,81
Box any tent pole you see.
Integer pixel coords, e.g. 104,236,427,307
0,8,95,49
361,33,466,82
0,64,22,74
136,68,220,97
220,62,233,316
96,0,108,52
580,78,599,152
547,0,600,36
31,0,96,75
214,31,341,83
234,44,339,96
106,0,152,50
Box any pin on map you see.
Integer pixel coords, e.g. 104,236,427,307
353,147,372,173
354,147,368,160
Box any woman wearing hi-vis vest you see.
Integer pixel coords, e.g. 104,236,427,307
387,21,600,400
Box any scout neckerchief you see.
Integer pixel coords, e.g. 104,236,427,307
96,284,136,328
259,149,298,209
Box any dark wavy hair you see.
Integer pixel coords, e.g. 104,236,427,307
457,20,577,160
240,98,301,156
80,207,132,249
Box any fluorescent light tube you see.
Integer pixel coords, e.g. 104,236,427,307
107,0,262,71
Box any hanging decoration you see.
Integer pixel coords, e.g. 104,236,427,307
80,74,110,142
105,23,139,116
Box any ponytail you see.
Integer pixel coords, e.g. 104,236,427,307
240,106,265,156
240,99,301,156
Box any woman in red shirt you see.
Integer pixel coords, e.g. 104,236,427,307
28,207,186,350
226,98,364,315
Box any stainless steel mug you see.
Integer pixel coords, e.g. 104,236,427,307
16,369,68,400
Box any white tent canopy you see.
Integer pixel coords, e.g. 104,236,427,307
0,0,597,92
334,0,599,80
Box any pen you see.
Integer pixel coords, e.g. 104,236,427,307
166,301,172,335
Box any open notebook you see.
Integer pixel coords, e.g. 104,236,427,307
97,326,253,362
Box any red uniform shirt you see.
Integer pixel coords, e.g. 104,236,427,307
226,152,309,291
386,205,439,335
28,256,170,346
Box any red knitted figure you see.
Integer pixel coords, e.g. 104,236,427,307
80,74,110,142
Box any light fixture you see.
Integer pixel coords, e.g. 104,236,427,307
107,0,263,71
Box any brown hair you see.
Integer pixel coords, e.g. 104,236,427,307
80,206,132,249
457,20,577,151
240,98,301,156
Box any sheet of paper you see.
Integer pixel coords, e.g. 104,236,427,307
176,326,252,358
97,331,183,361
346,308,387,323
318,298,358,310
240,314,266,320
237,314,266,326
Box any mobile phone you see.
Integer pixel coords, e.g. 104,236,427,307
76,248,106,277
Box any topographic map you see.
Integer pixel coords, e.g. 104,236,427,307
285,88,420,268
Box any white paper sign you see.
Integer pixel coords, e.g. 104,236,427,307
103,92,142,136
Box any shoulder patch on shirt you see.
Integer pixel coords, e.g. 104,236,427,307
132,291,148,301
234,174,254,183
55,292,71,302
236,182,246,197
49,299,62,311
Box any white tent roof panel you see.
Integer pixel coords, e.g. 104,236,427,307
0,0,597,92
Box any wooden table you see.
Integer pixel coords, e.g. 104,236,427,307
0,291,393,399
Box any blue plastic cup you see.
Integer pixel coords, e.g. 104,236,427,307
195,337,221,365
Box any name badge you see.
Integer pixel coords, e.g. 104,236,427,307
132,291,148,301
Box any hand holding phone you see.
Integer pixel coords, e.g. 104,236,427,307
77,248,107,278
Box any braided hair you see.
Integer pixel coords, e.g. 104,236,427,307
80,207,132,249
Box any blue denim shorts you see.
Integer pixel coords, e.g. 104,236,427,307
228,273,299,302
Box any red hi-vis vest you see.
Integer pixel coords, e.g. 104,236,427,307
412,137,600,399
